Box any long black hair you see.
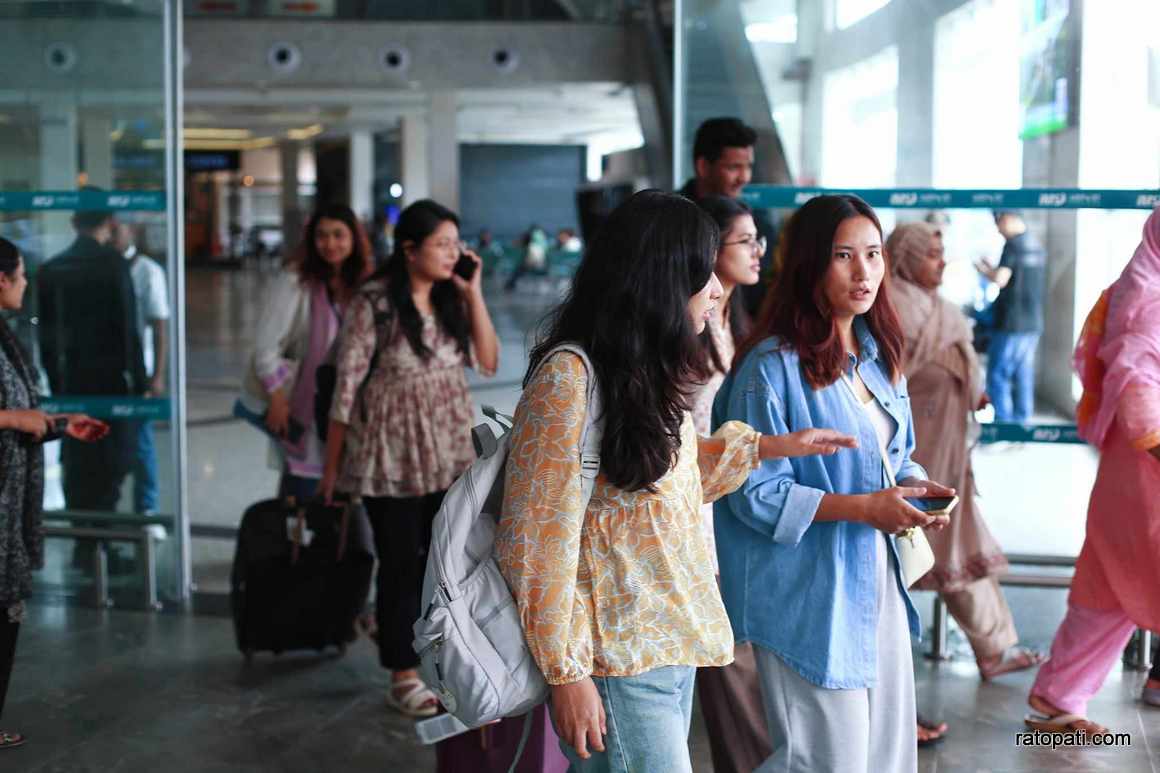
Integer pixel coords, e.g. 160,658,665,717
527,190,718,492
293,203,373,290
0,237,35,385
696,195,754,374
371,199,471,360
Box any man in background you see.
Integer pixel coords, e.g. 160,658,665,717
114,222,169,519
975,210,1048,424
678,117,776,313
38,201,145,518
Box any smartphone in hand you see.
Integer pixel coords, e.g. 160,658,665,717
40,416,71,443
905,495,959,515
454,252,477,280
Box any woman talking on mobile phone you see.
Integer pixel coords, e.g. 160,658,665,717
320,199,499,719
714,195,955,773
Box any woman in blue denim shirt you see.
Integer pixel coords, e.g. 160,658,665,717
713,195,955,773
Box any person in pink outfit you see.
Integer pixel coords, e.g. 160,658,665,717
1026,207,1160,735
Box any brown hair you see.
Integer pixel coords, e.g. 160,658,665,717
735,194,904,388
291,203,373,290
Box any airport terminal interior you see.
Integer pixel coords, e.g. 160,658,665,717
1,0,1159,770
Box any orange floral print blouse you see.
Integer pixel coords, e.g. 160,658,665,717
494,351,762,685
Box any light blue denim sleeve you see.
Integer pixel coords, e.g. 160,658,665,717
896,375,929,483
722,366,825,546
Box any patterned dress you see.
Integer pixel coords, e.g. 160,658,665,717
494,351,761,685
0,328,44,620
330,279,477,498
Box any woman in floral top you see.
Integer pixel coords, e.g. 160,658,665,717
495,191,854,772
321,200,499,718
689,195,771,773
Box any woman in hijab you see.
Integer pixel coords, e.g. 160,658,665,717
1025,208,1160,734
887,223,1045,742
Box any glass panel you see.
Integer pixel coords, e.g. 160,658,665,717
677,0,1160,562
0,0,182,608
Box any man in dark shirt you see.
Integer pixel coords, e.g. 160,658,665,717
678,117,777,314
38,205,145,513
975,210,1047,424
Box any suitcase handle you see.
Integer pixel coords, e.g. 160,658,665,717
287,498,353,565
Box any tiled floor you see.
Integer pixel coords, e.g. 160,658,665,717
15,265,1157,771
5,601,1158,772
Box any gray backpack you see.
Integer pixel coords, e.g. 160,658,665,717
412,344,603,730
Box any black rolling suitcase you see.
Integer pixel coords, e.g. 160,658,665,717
231,497,375,660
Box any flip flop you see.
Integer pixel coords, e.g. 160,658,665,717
979,646,1047,680
387,677,440,719
0,731,26,749
1024,712,1108,738
1142,686,1160,707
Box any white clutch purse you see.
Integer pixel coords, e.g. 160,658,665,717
840,374,938,587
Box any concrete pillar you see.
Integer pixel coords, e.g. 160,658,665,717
81,114,115,189
400,114,430,206
348,129,374,223
428,91,459,211
38,98,79,250
279,139,303,257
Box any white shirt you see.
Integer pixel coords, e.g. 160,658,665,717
124,246,170,377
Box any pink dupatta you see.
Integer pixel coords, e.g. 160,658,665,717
1074,207,1160,450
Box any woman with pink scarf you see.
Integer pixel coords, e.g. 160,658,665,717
1026,208,1160,734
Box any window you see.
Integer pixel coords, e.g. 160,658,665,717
834,0,890,30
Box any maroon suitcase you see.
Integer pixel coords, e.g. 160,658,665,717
435,705,569,773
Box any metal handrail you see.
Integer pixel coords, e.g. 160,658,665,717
42,526,160,611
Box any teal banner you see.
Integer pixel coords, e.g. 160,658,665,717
40,396,171,420
0,190,166,212
742,186,1160,211
978,423,1083,444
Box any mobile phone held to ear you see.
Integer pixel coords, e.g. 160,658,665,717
454,252,477,280
905,495,959,515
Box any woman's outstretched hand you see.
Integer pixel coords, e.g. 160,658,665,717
3,409,52,439
60,414,109,442
759,429,858,459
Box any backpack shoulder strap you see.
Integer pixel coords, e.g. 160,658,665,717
529,343,604,501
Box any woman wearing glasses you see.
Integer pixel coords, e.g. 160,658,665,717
690,196,771,773
321,199,499,718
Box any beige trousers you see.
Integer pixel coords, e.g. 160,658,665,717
941,575,1018,659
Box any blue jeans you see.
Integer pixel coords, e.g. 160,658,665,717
552,666,696,773
133,421,159,513
987,332,1040,424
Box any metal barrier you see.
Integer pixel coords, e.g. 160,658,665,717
41,511,172,612
926,555,1153,671
42,525,161,611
